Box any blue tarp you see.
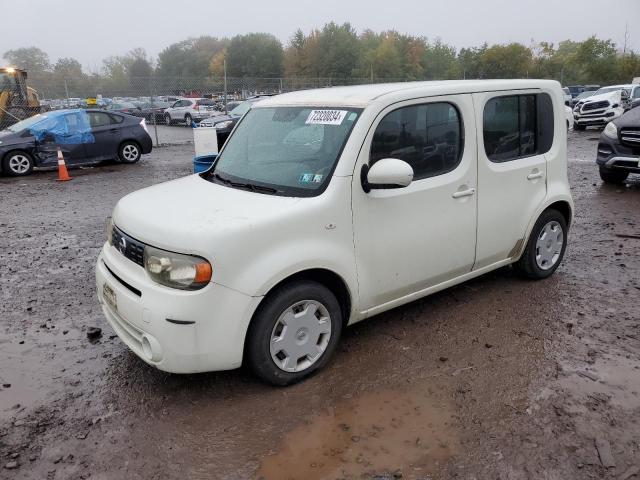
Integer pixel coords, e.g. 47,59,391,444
29,110,95,144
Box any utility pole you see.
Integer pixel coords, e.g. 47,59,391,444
223,58,228,115
64,79,69,100
370,63,373,83
623,22,630,55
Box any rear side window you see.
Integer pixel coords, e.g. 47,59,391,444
87,112,112,128
370,102,463,181
483,93,554,162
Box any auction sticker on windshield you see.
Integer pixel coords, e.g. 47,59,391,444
306,110,348,125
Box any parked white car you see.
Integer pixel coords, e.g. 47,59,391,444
96,80,573,385
164,98,222,126
572,84,640,130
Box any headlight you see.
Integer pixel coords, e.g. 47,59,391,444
603,122,618,140
143,245,212,290
215,120,233,130
106,217,113,245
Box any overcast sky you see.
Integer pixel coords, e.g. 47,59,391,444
1,0,638,72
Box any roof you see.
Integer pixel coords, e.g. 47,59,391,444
256,80,560,108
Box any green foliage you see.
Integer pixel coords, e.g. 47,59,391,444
156,36,228,78
226,33,284,77
3,26,640,100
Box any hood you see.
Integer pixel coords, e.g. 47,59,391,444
613,105,640,128
582,90,622,105
0,129,29,147
112,174,302,258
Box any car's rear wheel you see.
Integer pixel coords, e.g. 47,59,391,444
514,209,567,280
118,141,141,164
164,113,172,125
184,114,192,126
2,151,34,177
246,281,343,386
573,122,586,131
599,167,628,185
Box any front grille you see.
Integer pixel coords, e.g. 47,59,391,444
620,128,640,148
111,226,145,267
582,100,609,112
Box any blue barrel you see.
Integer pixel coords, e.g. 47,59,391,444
193,154,217,173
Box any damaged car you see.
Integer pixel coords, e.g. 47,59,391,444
0,109,152,176
572,84,639,130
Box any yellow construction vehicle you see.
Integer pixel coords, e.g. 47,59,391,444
0,67,42,129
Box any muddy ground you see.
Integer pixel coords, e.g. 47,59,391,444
0,130,639,480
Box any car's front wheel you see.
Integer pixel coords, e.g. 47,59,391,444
2,151,34,177
118,141,141,164
599,167,628,185
514,209,568,280
246,281,343,386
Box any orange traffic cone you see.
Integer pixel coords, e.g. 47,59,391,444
56,147,72,181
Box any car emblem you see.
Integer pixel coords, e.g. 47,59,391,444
119,236,127,253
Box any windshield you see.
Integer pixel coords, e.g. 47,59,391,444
4,114,48,133
229,100,255,117
208,106,361,197
594,87,630,96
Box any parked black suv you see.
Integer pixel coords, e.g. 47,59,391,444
596,107,640,184
198,95,275,146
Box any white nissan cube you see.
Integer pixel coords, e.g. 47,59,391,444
96,80,573,385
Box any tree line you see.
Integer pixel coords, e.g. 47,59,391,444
3,22,639,98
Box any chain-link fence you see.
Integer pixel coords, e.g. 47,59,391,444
22,76,411,146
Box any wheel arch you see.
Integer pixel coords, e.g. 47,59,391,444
546,200,573,227
514,196,573,261
118,138,142,152
250,268,353,331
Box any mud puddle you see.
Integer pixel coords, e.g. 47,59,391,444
559,355,640,411
257,385,458,480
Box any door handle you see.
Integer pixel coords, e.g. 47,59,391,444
527,171,544,180
452,187,476,198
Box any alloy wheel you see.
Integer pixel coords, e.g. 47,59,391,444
8,154,31,174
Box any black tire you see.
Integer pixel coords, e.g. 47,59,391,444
118,141,141,164
599,167,628,185
164,113,173,125
184,114,192,127
1,151,34,177
514,209,568,280
573,122,586,131
246,280,343,386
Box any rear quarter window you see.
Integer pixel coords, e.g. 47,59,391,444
483,93,554,162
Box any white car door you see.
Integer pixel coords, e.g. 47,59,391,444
352,95,478,312
472,91,551,269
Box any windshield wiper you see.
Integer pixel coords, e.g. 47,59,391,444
210,172,278,194
229,181,278,194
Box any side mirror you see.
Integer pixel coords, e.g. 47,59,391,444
361,158,414,193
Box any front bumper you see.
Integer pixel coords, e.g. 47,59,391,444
95,243,261,373
596,135,640,173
